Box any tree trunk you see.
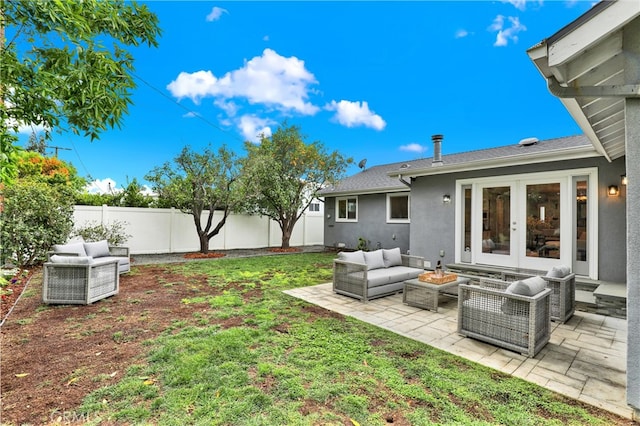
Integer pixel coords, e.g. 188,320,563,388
281,231,291,249
199,232,209,254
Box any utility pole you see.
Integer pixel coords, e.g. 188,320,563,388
46,145,71,157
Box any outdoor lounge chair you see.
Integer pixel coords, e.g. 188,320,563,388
43,256,119,305
458,277,551,357
501,266,575,323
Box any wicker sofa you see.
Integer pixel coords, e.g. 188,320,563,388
333,248,424,302
501,265,575,323
458,277,551,357
51,240,130,274
43,257,119,305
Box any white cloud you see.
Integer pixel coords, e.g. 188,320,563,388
263,35,269,42
399,143,427,154
86,178,119,194
214,99,239,117
167,49,319,115
182,111,199,118
455,29,469,39
238,115,275,143
206,6,228,22
488,15,526,47
504,0,527,11
325,100,386,130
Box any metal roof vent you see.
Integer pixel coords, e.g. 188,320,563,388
400,163,411,170
519,137,539,147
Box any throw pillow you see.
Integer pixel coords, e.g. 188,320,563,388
363,250,386,270
84,240,111,258
52,242,87,257
337,250,366,265
546,265,571,278
506,276,547,296
382,248,403,268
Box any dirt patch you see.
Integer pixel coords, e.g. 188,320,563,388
0,264,234,425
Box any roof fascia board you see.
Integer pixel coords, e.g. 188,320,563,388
548,1,640,67
321,187,408,198
387,146,601,179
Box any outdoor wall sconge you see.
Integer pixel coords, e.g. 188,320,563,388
622,175,628,186
608,185,619,197
442,194,451,203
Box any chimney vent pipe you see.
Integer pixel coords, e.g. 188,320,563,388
432,134,443,166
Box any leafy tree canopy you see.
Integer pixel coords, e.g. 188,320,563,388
146,145,246,253
242,122,352,248
16,150,86,192
1,0,161,140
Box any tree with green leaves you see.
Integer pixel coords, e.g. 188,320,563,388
243,123,352,249
0,0,161,182
146,145,245,254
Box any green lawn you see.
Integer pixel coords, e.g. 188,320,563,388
80,253,614,425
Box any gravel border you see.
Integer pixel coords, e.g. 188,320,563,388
131,245,329,265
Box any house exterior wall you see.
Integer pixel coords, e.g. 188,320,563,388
323,194,411,252
408,156,626,281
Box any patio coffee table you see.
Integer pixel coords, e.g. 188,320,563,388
403,277,470,312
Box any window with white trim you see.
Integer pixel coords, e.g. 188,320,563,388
387,193,410,223
336,196,358,221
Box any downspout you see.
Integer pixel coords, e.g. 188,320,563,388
398,175,411,188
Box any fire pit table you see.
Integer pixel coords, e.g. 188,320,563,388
403,276,470,312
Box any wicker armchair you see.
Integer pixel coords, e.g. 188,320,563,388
43,258,119,305
458,278,551,357
501,271,575,323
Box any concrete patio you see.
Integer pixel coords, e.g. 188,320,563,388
284,283,632,420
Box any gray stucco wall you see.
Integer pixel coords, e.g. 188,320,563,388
625,98,640,409
323,193,411,253
408,156,627,281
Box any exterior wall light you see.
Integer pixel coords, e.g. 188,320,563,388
608,185,620,197
443,194,451,203
622,175,628,186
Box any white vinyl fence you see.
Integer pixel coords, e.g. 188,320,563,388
73,205,324,255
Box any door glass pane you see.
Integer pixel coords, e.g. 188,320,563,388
482,187,510,255
576,180,587,261
464,187,472,256
526,183,560,259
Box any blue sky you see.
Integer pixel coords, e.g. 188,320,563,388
16,1,596,193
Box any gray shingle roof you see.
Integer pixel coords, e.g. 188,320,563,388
320,135,596,196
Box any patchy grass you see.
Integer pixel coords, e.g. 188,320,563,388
71,253,622,425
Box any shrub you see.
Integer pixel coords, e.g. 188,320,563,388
72,221,131,246
0,180,74,267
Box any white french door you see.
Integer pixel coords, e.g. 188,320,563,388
475,182,517,268
458,169,597,276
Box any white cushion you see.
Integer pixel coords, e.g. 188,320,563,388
546,265,571,278
84,240,111,258
506,276,547,296
382,248,403,268
52,242,87,257
50,255,93,264
337,250,366,265
363,250,385,270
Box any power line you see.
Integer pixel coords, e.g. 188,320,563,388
45,145,71,157
131,72,244,143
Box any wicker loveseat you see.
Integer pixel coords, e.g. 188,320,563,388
333,248,424,302
43,257,119,305
51,240,130,274
458,277,551,357
501,265,575,323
